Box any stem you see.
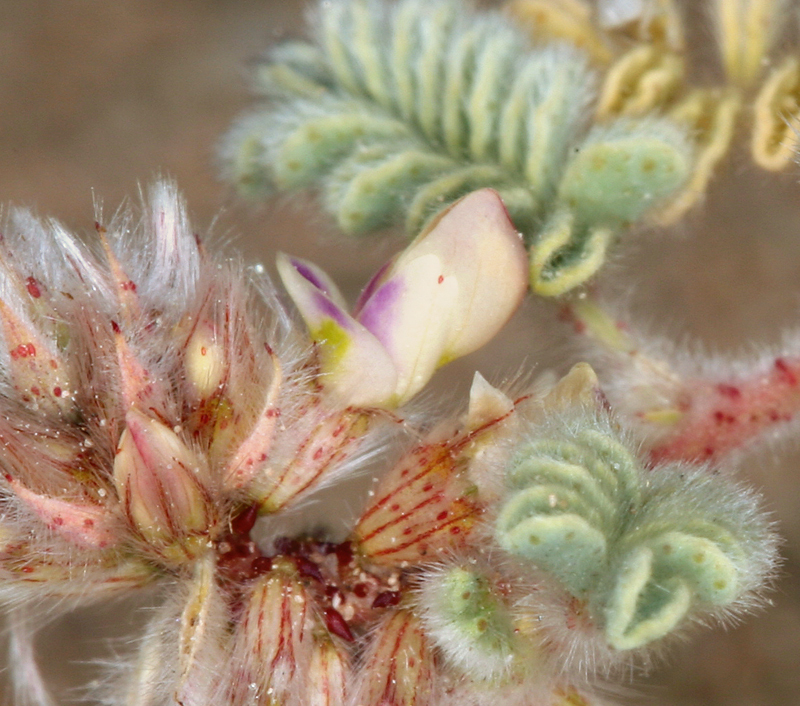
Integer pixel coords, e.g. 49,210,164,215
560,292,800,463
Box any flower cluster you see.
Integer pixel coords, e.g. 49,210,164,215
0,181,777,706
0,182,381,704
0,181,536,706
4,0,799,705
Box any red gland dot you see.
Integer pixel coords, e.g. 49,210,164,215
775,358,798,385
25,277,41,298
11,343,36,360
716,384,741,399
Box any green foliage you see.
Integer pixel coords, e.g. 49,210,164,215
439,568,514,654
221,0,693,296
419,565,517,680
495,411,775,650
559,121,691,228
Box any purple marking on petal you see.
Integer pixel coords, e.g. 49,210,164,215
353,258,394,316
313,291,351,327
293,260,331,295
357,278,405,341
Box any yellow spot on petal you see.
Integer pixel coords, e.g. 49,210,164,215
313,319,352,369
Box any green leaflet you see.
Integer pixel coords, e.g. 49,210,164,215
495,410,775,650
222,0,694,295
559,121,692,228
419,565,516,680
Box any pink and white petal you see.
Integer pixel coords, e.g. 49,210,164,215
319,322,399,408
277,253,398,407
358,253,458,404
396,189,528,360
277,253,359,338
353,257,395,316
276,253,348,311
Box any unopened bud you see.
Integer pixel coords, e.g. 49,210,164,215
184,322,227,400
231,559,314,703
8,478,119,551
351,610,436,706
306,638,350,706
113,409,211,548
354,436,481,566
0,298,71,417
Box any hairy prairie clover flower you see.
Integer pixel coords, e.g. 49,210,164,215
0,181,535,706
3,0,796,702
0,182,385,705
221,0,694,297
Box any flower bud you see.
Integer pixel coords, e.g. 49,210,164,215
351,610,436,706
354,435,483,566
253,404,372,513
7,478,119,551
113,326,155,410
113,409,211,549
222,346,282,491
0,298,71,417
306,638,350,706
175,555,227,705
230,559,314,703
184,321,227,401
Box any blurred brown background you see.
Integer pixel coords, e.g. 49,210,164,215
2,1,800,704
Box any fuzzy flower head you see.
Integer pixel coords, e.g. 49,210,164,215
0,182,402,706
0,183,299,575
